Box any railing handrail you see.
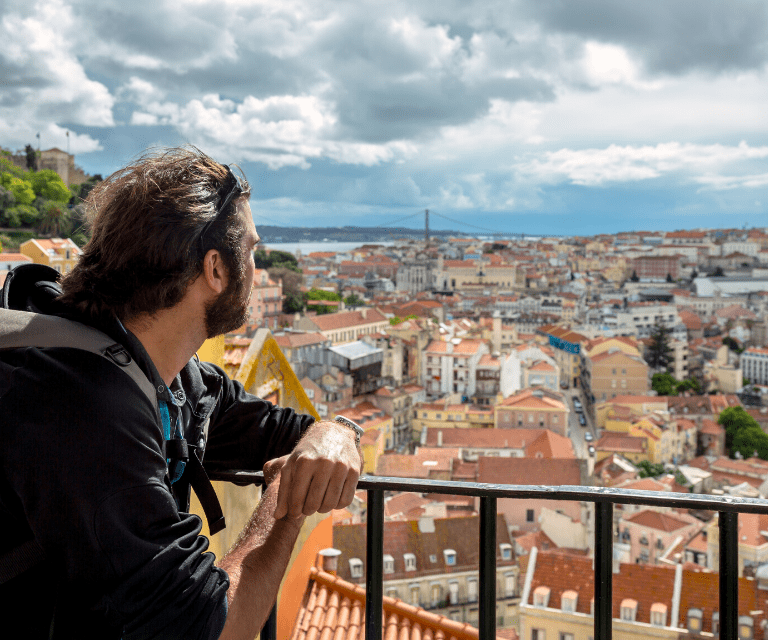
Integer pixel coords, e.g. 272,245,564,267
210,470,768,514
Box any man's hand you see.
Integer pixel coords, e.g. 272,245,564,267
272,420,362,519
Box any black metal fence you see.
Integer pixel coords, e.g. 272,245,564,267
211,471,768,640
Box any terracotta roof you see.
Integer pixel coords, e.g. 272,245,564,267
376,448,461,478
425,339,486,356
514,529,557,554
477,457,581,487
427,427,555,450
623,509,693,533
498,388,566,411
310,308,387,331
596,433,647,454
0,252,31,262
274,332,329,348
699,419,723,435
525,430,575,459
292,566,485,640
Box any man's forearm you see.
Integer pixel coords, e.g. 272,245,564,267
217,477,304,640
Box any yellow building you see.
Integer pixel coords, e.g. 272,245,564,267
360,428,385,474
411,402,474,440
19,237,81,274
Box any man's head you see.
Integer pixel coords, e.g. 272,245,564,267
60,147,255,334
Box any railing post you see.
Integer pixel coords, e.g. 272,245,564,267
594,502,613,640
479,496,497,640
719,512,738,640
366,489,384,640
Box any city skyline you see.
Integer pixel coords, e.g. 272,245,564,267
2,0,767,235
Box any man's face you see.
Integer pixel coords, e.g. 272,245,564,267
204,200,260,338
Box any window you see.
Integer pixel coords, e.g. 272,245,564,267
383,554,395,574
448,581,459,605
687,608,703,633
443,549,457,566
429,554,437,563
526,509,535,522
500,543,512,560
620,599,638,622
531,629,545,640
561,590,578,613
468,578,478,603
739,616,754,640
386,587,398,598
404,553,417,571
560,634,574,640
533,586,550,608
430,583,442,606
349,558,363,578
410,584,420,605
651,603,667,627
504,573,516,597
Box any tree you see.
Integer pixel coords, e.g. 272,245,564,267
253,248,300,273
38,202,71,236
652,372,678,396
0,174,35,206
722,336,743,354
675,377,702,395
305,288,341,315
646,321,673,372
637,461,666,478
719,406,768,460
344,293,365,307
24,144,36,171
29,169,71,204
283,291,304,314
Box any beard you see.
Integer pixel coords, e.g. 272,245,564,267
204,257,251,338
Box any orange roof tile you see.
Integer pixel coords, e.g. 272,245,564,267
623,509,693,533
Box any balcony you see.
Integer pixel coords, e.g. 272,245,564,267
207,328,767,640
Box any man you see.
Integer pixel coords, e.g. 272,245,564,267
0,148,361,639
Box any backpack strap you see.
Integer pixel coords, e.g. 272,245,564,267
0,309,227,583
0,309,158,417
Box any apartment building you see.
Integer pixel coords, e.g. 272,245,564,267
537,325,588,389
742,347,768,385
618,509,703,564
494,388,570,436
247,268,283,330
520,549,766,640
19,237,81,274
582,349,650,406
294,308,389,344
333,514,520,628
423,338,489,399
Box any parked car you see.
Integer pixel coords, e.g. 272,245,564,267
579,413,587,426
584,431,593,442
573,398,583,413
588,445,596,456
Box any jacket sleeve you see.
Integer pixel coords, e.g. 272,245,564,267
0,348,229,640
199,361,316,472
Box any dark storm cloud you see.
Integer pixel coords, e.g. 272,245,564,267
525,0,768,74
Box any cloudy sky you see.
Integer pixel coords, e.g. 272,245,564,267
3,0,767,237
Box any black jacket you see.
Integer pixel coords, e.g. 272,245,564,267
0,265,315,639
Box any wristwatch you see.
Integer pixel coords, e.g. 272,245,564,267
334,415,365,446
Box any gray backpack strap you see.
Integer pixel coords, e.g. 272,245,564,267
0,309,161,584
0,309,158,416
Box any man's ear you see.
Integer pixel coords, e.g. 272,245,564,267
202,249,228,294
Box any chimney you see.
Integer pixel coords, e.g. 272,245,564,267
361,308,368,319
437,430,443,447
317,548,342,574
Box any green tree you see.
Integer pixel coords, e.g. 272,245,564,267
283,291,304,314
0,185,15,212
253,248,300,273
719,406,768,460
305,288,341,315
652,372,678,396
722,336,743,354
38,202,71,236
0,174,35,206
675,378,702,395
647,321,673,372
344,293,365,307
29,169,71,204
24,144,36,170
637,461,666,478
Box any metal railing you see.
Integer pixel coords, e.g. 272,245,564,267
209,472,768,640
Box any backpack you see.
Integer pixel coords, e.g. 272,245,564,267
0,272,226,584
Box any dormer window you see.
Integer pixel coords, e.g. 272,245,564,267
444,549,457,566
500,543,512,560
739,616,754,640
533,586,551,608
620,599,638,622
561,590,578,613
651,603,667,627
383,554,395,574
687,609,703,633
349,558,363,579
404,553,417,572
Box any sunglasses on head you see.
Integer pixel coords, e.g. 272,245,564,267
198,165,244,257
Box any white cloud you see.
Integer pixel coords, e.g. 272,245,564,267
517,141,768,186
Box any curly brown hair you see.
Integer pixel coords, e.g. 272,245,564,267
59,147,251,322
